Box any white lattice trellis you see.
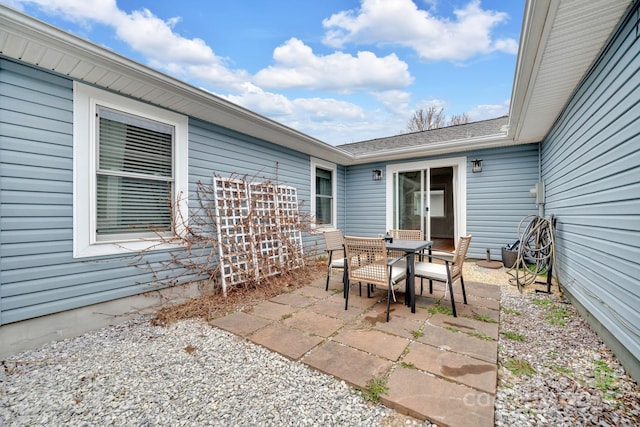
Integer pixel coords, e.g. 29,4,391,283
213,178,254,293
250,182,282,277
277,185,304,269
213,177,305,295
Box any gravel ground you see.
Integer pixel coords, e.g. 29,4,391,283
1,265,639,426
1,318,399,426
495,280,640,427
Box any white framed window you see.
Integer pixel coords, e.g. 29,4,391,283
73,82,188,258
310,157,337,229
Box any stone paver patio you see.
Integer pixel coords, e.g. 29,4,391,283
211,272,500,427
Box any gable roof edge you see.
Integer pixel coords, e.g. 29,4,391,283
345,133,518,165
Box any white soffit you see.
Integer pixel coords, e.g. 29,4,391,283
512,0,631,144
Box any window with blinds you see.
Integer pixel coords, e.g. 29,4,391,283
315,167,333,225
96,106,174,239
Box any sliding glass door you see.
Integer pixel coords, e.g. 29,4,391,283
393,170,423,231
387,158,466,248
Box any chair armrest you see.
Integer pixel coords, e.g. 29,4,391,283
426,254,452,264
387,255,407,266
326,248,345,264
430,249,453,257
326,248,346,256
419,248,452,261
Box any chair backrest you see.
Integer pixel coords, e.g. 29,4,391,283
388,229,423,258
343,236,389,288
389,229,423,240
450,235,472,281
323,229,344,252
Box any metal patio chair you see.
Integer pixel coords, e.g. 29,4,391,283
323,229,345,291
388,229,424,240
388,229,424,259
413,235,472,317
343,236,406,322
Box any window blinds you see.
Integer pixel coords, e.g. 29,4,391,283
96,106,174,236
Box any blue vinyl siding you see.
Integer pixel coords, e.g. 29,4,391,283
0,60,188,324
0,59,331,325
540,4,640,367
336,164,347,231
1,59,76,325
189,118,311,189
466,144,540,259
189,117,339,253
344,147,539,259
344,162,387,237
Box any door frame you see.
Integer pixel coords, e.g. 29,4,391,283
385,157,467,241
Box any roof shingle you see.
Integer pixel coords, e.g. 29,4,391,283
337,116,509,156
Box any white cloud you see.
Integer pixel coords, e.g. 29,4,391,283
12,0,246,90
174,62,250,92
293,97,366,121
223,84,397,145
322,0,518,61
493,38,519,54
253,38,412,92
372,90,412,115
224,83,295,116
112,9,217,66
225,83,365,123
405,98,509,124
16,0,215,64
11,0,391,144
15,0,121,24
467,99,510,120
9,0,517,144
415,98,448,111
13,1,415,96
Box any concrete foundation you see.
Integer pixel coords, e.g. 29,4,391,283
0,282,206,359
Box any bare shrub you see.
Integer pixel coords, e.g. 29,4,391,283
133,171,318,316
151,261,325,325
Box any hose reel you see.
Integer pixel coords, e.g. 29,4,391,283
507,214,559,293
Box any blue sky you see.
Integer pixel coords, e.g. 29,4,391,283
3,0,525,145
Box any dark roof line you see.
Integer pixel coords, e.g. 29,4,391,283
337,115,509,156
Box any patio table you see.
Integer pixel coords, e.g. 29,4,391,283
386,239,433,313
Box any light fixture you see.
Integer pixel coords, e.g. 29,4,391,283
372,169,382,181
471,159,483,173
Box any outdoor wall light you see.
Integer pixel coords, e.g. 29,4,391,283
372,169,383,181
471,159,483,173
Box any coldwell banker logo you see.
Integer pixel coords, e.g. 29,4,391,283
463,392,493,407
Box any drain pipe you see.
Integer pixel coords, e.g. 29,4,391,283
530,143,545,217
529,182,545,217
